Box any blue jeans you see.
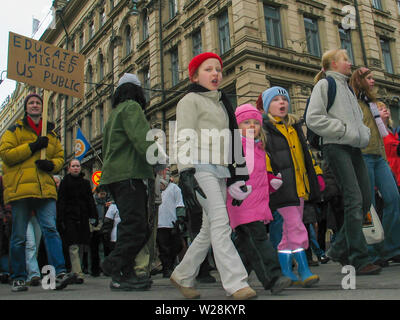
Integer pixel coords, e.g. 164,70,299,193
269,211,283,250
363,154,400,261
10,198,66,280
309,224,325,258
25,216,41,281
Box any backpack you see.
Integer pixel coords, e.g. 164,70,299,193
303,76,337,150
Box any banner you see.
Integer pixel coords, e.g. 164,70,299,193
75,128,90,161
7,31,85,98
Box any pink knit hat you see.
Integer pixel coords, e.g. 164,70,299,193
235,104,263,125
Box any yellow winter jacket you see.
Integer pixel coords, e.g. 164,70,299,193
0,117,64,204
265,119,322,200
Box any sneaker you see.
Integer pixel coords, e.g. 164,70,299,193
270,276,292,295
28,276,41,287
12,280,28,292
55,272,77,290
318,254,330,264
109,278,151,291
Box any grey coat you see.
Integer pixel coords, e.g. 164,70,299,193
305,71,370,149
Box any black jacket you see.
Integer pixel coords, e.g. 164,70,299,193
57,173,98,245
263,119,321,211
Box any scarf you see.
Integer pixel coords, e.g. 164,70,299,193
27,116,43,136
186,83,249,184
360,93,388,138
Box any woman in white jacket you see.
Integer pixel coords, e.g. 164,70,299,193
305,49,381,276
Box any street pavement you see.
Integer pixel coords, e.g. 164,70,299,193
0,260,399,301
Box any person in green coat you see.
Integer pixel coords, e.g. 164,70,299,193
100,73,159,291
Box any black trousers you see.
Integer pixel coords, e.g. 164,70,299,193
234,221,282,289
105,179,150,280
156,227,182,271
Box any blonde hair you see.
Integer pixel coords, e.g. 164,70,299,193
314,49,348,85
377,101,393,128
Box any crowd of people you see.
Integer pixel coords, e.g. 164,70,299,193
0,48,400,299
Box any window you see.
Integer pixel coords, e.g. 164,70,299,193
110,0,114,11
380,38,394,73
142,67,150,102
99,9,106,27
192,30,202,57
304,17,321,57
87,112,93,141
264,5,283,48
98,104,104,134
218,10,231,55
98,54,104,81
79,33,84,50
125,25,132,56
169,0,178,20
89,21,95,39
171,48,179,86
372,0,383,10
397,0,400,14
87,65,93,91
339,27,354,63
143,9,149,40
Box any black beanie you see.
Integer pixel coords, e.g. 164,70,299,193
24,93,43,112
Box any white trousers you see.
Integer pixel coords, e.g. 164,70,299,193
171,171,249,295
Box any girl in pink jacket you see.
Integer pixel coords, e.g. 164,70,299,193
227,104,292,294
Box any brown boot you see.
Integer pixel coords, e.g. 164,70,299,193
231,286,257,300
170,276,200,299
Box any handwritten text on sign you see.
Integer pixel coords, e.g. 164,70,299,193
7,32,85,99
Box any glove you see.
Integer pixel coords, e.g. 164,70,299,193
232,185,250,207
268,173,283,193
29,136,48,154
317,175,326,192
35,159,55,172
228,180,252,201
178,168,207,211
89,218,98,227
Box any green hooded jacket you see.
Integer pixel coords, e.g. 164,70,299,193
100,99,154,185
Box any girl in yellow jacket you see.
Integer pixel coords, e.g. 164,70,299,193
261,87,325,287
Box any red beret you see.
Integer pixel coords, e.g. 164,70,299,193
188,52,223,81
256,94,263,112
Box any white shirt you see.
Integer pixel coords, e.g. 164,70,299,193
105,203,121,242
157,183,185,228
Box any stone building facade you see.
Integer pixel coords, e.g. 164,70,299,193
2,0,400,175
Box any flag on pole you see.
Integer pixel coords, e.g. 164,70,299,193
32,18,40,36
75,128,90,161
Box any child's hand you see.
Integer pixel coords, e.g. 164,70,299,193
268,172,283,193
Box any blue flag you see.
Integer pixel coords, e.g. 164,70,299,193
75,128,90,161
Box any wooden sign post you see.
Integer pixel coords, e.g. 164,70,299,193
40,90,49,160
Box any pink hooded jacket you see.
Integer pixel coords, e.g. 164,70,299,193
226,104,274,230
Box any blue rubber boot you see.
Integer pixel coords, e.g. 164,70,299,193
292,248,319,287
278,250,300,284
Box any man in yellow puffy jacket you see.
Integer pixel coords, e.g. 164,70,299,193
0,93,76,292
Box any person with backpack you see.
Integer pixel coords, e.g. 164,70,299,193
350,68,400,267
261,86,324,288
305,49,381,275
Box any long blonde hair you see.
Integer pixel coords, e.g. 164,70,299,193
267,113,299,127
314,49,348,85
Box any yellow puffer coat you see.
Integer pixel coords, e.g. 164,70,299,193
0,117,64,204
